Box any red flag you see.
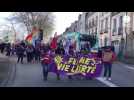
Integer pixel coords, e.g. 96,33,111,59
50,33,58,50
25,33,32,40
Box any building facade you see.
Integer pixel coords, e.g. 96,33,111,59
125,12,134,57
63,12,134,56
98,12,111,48
110,12,126,55
80,12,86,34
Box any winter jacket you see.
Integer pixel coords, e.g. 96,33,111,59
16,46,25,55
41,53,51,64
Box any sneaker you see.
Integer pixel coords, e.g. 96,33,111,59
108,78,111,81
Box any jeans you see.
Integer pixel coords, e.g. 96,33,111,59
103,62,112,78
42,63,49,79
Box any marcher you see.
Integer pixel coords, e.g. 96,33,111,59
26,45,34,63
34,46,41,62
6,43,11,56
40,49,51,81
102,47,116,80
11,44,16,56
69,45,75,57
0,43,5,54
16,45,25,64
68,45,74,80
50,32,58,50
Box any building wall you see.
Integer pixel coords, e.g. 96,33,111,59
88,12,99,35
98,12,111,47
111,12,126,55
85,12,89,34
126,12,134,57
80,12,86,34
63,12,134,56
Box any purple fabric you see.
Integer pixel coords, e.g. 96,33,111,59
49,53,103,78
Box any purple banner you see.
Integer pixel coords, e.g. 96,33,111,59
49,54,103,78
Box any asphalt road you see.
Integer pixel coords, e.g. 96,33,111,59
4,56,134,87
6,57,108,87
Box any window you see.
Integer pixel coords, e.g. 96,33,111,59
119,16,123,27
95,28,97,33
89,21,91,28
118,16,123,35
90,21,92,27
96,16,98,25
92,19,94,26
101,20,103,32
112,18,117,35
105,18,108,32
104,37,107,46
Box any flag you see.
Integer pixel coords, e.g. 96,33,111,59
25,33,32,44
50,32,58,49
25,33,32,40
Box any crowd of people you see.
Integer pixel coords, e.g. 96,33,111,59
0,37,116,81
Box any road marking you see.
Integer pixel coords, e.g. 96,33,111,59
124,65,134,70
117,62,134,70
96,77,119,87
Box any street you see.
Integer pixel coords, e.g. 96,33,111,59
6,57,108,87
2,56,133,87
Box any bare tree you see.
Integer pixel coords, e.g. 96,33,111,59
6,12,55,37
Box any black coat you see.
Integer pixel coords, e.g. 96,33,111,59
16,46,25,55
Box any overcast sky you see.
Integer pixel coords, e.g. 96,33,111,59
53,12,82,35
0,12,82,39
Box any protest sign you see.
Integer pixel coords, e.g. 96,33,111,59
49,54,102,78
